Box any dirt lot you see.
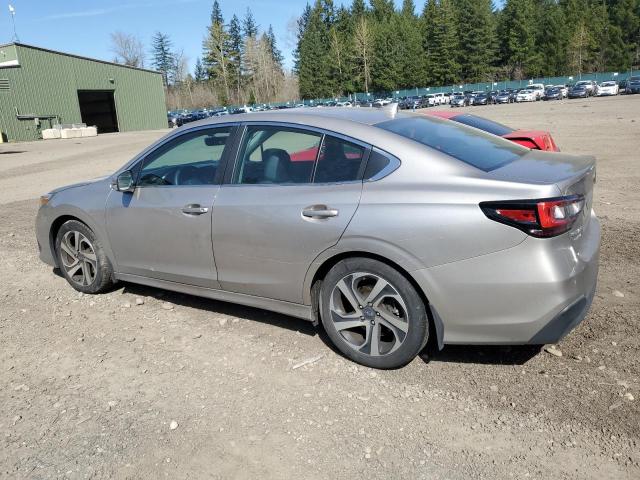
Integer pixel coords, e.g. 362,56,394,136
1,95,639,479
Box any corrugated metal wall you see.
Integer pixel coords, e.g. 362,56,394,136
0,44,167,142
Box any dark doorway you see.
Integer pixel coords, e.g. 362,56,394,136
77,90,119,133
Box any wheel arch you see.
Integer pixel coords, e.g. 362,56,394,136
48,208,116,271
306,250,443,349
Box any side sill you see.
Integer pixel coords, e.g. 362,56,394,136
115,273,314,322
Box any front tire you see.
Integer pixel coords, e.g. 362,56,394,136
320,258,429,369
55,220,115,294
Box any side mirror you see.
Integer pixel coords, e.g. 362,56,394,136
114,170,135,193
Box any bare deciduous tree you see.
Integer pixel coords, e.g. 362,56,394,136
353,17,372,94
110,31,145,68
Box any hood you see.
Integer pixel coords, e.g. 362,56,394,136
49,175,110,195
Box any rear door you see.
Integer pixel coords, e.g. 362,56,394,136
212,123,369,303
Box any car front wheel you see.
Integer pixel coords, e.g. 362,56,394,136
55,220,115,294
320,258,429,369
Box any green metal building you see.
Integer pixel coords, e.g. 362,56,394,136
0,43,166,142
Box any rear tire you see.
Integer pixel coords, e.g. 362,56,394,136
320,257,429,369
55,220,115,294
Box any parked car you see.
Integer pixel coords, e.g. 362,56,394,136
423,111,560,151
336,101,353,107
574,80,597,96
528,83,545,100
433,92,446,105
400,96,425,110
36,107,598,369
516,89,536,102
449,93,469,107
472,92,489,105
568,84,589,99
373,99,391,107
495,90,515,104
626,76,640,94
596,81,619,96
554,85,569,98
487,91,500,104
543,87,562,101
467,91,484,105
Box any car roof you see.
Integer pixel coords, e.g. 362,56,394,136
183,107,412,129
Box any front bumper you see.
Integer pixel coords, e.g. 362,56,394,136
412,211,600,345
35,204,57,267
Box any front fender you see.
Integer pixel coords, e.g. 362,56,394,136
36,181,116,270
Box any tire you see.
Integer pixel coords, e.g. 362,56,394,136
320,257,429,369
55,220,115,294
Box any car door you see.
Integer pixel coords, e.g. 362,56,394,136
212,123,369,304
105,125,236,288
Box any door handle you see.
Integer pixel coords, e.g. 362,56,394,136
182,204,209,215
302,205,338,219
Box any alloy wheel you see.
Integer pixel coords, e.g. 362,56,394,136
59,231,97,287
329,272,409,356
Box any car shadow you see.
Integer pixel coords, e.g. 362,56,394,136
56,270,541,366
419,343,541,366
119,282,319,337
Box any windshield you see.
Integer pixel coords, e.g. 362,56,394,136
376,116,526,172
601,82,616,86
628,76,640,82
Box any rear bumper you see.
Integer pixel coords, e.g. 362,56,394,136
412,212,600,345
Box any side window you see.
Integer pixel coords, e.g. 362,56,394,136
363,149,398,180
138,127,232,187
234,126,321,184
313,135,366,183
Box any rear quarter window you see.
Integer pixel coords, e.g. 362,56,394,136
449,114,514,136
376,116,527,172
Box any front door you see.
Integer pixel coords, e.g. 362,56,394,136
212,124,369,303
106,126,234,288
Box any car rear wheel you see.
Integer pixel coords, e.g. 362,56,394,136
55,220,115,294
320,258,429,369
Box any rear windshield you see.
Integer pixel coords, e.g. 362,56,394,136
376,116,526,172
449,114,514,136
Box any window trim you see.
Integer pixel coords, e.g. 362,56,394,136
223,121,372,186
134,124,239,189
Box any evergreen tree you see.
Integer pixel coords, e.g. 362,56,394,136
194,57,206,82
293,3,312,75
297,0,333,98
266,25,284,69
351,0,367,17
370,0,402,91
429,0,460,85
243,7,259,38
397,0,426,88
228,14,244,100
151,32,174,86
203,0,231,103
533,0,568,76
455,0,496,82
498,0,537,79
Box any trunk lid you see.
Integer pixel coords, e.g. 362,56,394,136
489,149,596,229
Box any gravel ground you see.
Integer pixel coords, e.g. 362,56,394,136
1,95,639,479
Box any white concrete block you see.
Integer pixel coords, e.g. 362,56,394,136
42,128,61,140
80,126,97,137
60,128,82,139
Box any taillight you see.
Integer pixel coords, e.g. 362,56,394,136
480,195,585,238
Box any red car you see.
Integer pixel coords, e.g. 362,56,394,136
423,111,560,151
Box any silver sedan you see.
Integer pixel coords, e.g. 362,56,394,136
36,107,600,369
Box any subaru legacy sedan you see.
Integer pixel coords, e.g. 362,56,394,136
36,107,600,369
